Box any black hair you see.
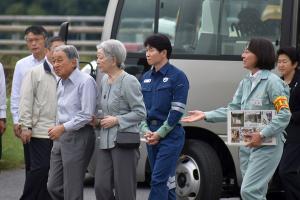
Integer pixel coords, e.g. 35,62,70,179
24,25,48,38
277,47,299,65
144,33,172,59
247,38,275,70
46,36,64,49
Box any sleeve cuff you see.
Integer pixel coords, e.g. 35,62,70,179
260,128,272,138
156,121,174,138
139,120,150,135
13,116,19,124
259,131,265,139
204,111,211,121
63,122,72,132
0,112,5,119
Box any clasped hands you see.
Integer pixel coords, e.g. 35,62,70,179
144,131,160,145
141,110,205,145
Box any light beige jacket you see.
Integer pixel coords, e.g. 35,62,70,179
19,60,57,138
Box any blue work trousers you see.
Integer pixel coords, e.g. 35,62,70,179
147,125,184,200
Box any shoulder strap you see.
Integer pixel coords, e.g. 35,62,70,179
118,73,127,112
119,72,127,92
117,73,127,132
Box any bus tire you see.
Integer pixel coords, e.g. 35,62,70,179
176,139,223,200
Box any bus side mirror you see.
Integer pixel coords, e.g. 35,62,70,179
59,21,69,44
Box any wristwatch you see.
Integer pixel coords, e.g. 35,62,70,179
21,126,32,131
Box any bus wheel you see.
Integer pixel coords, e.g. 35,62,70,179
176,139,223,200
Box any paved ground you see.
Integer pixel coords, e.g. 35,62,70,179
0,168,150,200
0,168,239,200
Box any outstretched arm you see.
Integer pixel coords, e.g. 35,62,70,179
181,110,206,123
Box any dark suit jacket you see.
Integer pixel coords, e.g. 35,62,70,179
285,69,300,142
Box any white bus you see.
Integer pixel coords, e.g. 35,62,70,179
66,0,300,199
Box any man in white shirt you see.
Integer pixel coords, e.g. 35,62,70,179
11,26,48,134
10,25,48,191
0,62,6,160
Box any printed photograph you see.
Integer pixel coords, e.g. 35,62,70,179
262,110,273,125
240,128,253,143
227,110,277,145
231,111,244,127
231,128,240,143
244,111,261,127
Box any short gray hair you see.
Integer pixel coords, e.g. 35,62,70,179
96,39,126,68
54,45,79,66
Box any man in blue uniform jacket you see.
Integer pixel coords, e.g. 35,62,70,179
140,34,189,200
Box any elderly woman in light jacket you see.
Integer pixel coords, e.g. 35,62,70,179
94,39,146,200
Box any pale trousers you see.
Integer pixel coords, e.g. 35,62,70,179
47,125,95,200
239,138,284,200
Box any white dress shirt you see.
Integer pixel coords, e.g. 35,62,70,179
249,70,262,91
10,54,45,124
0,62,6,119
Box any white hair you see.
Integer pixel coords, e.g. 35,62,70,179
96,39,127,68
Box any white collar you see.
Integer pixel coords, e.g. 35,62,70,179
249,70,261,80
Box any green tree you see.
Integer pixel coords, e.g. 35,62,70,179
5,2,27,15
27,3,46,15
2,0,109,16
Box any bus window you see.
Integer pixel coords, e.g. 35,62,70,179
115,0,155,52
222,0,282,55
158,0,201,53
159,0,282,56
115,0,282,56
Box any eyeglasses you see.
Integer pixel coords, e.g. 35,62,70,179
25,37,45,44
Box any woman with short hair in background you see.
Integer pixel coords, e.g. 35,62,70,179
277,47,300,200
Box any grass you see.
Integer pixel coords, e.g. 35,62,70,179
0,100,24,170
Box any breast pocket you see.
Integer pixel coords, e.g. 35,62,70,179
141,84,152,109
156,83,172,108
249,93,271,109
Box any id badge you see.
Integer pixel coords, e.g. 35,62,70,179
251,98,262,106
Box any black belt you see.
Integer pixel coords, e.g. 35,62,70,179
147,120,162,126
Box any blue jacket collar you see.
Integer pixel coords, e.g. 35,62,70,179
151,62,170,76
43,60,51,73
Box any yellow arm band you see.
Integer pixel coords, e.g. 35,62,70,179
273,96,289,112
